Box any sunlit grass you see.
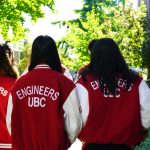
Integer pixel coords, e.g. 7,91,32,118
136,131,150,150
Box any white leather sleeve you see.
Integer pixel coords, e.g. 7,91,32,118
139,80,150,129
63,87,82,143
6,94,13,135
76,83,89,126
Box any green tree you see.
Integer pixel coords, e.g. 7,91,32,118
18,40,31,74
60,1,147,71
0,0,54,41
76,0,125,20
142,16,150,78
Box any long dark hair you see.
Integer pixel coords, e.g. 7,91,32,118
81,38,137,95
0,42,18,78
88,39,97,52
28,35,62,73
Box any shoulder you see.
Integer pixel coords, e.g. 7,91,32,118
59,73,74,85
78,64,89,75
11,72,30,90
76,73,94,87
61,64,68,73
0,75,16,84
134,75,143,85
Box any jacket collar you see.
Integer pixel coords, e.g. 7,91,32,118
34,64,51,69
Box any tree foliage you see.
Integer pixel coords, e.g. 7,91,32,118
76,0,125,20
18,40,31,74
141,16,150,78
0,0,54,41
59,1,147,73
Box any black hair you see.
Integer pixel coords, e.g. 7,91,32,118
81,38,138,95
0,42,18,78
88,39,97,52
28,35,62,73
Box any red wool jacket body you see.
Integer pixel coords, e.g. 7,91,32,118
6,64,82,150
0,75,16,149
76,74,150,145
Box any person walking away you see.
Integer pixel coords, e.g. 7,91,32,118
0,42,18,150
6,35,82,150
76,38,150,150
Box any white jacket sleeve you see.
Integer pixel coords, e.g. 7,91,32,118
6,94,13,135
63,87,82,143
76,83,89,126
63,68,73,80
139,80,150,129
